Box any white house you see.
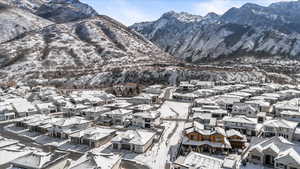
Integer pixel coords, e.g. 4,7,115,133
247,136,300,169
172,151,238,169
262,119,298,141
223,115,261,136
99,109,133,126
81,106,111,120
69,152,121,169
35,102,57,114
132,111,160,128
0,103,15,121
9,151,69,169
279,110,300,122
49,117,91,139
70,127,116,148
112,130,156,153
231,102,260,117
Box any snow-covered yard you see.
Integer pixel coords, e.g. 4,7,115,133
158,101,190,118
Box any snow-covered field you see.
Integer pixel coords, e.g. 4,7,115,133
158,101,190,118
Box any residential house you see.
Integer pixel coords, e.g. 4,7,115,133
98,109,133,126
8,98,38,117
128,93,153,104
142,85,163,94
62,103,89,117
69,152,121,169
112,130,156,153
8,151,69,169
192,113,217,129
190,80,215,89
81,106,111,120
15,114,51,128
35,103,57,114
274,99,300,116
262,119,298,141
70,127,116,148
279,110,300,122
173,93,198,102
172,152,228,169
193,98,216,107
215,96,241,111
132,111,160,128
181,122,231,154
113,83,139,97
231,102,260,117
28,117,62,134
0,103,15,121
226,129,247,150
247,136,300,169
178,81,196,91
49,117,91,139
246,100,272,113
223,115,261,136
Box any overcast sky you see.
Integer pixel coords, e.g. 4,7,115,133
81,0,295,26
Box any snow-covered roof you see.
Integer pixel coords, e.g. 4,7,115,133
263,119,298,129
249,137,300,165
133,111,160,119
223,115,257,124
35,102,56,110
103,109,133,116
226,129,245,139
82,106,110,113
174,152,224,169
112,130,155,145
10,151,68,169
52,116,90,127
69,152,121,169
70,127,116,141
0,138,19,148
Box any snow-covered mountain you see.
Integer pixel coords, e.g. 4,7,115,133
0,0,173,84
131,0,300,63
7,0,98,23
0,2,52,43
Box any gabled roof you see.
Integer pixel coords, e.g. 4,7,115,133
249,137,298,157
112,130,155,145
53,117,90,127
276,148,300,166
174,152,224,169
10,151,67,169
70,127,116,141
69,152,121,169
223,115,257,124
263,119,298,129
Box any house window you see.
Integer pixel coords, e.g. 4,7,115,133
252,155,261,161
276,163,287,169
113,143,118,149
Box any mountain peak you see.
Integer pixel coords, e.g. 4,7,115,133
161,11,203,23
241,2,264,9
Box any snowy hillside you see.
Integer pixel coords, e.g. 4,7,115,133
131,1,300,63
0,3,52,43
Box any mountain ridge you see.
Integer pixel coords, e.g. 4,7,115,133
130,0,300,63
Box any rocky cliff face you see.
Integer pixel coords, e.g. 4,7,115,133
131,1,300,63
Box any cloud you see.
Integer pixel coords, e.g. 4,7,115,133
193,0,297,16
